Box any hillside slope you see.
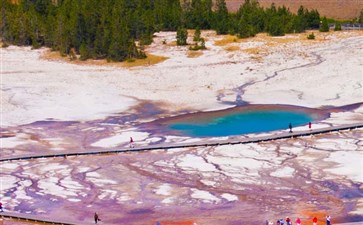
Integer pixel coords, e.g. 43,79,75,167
227,0,363,20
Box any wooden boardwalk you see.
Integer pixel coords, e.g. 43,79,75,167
1,122,362,162
0,212,80,225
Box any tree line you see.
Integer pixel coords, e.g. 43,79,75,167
1,0,323,61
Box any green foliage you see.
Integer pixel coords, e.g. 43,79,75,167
358,9,363,23
334,22,342,31
1,0,326,60
293,6,307,33
79,42,90,60
306,9,320,29
193,27,201,42
235,0,262,38
214,0,229,34
307,32,315,40
183,0,213,29
139,32,153,46
189,37,206,51
176,27,188,46
200,38,206,49
265,4,287,36
320,17,329,32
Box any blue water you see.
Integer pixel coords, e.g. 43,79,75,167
169,110,312,137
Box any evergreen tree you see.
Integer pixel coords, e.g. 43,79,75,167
193,27,201,42
214,0,229,34
265,4,286,36
319,17,329,32
358,9,363,23
108,2,129,61
334,22,341,31
79,42,90,60
1,0,325,61
200,37,206,49
306,9,320,29
293,6,307,33
307,32,315,40
176,27,188,45
236,0,264,36
238,18,251,38
201,0,213,29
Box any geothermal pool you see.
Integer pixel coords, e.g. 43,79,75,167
169,110,312,137
154,104,328,137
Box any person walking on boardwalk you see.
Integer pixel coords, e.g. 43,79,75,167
94,212,101,224
308,121,312,130
289,123,293,133
130,137,134,148
295,217,301,225
313,216,318,225
326,215,331,225
279,219,284,225
0,202,3,212
285,217,291,225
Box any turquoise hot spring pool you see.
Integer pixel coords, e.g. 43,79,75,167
167,109,315,137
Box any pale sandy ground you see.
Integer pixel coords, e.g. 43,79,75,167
1,30,363,224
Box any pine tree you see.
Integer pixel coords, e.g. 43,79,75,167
108,2,129,61
193,27,201,42
1,0,325,61
293,5,307,33
238,18,250,38
200,37,206,49
79,42,90,60
265,4,285,36
358,9,363,23
176,27,188,45
334,22,341,31
306,9,320,29
214,0,229,34
319,17,329,32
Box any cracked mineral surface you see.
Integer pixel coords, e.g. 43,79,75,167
1,31,362,224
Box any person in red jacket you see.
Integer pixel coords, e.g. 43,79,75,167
313,216,318,225
286,217,291,225
295,217,301,225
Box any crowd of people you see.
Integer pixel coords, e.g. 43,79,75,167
266,216,332,225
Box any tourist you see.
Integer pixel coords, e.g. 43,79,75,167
277,219,281,225
289,123,293,133
280,219,285,225
130,137,134,148
285,217,291,225
326,215,331,225
295,217,301,225
313,216,318,225
0,202,3,212
94,212,101,224
309,121,312,130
